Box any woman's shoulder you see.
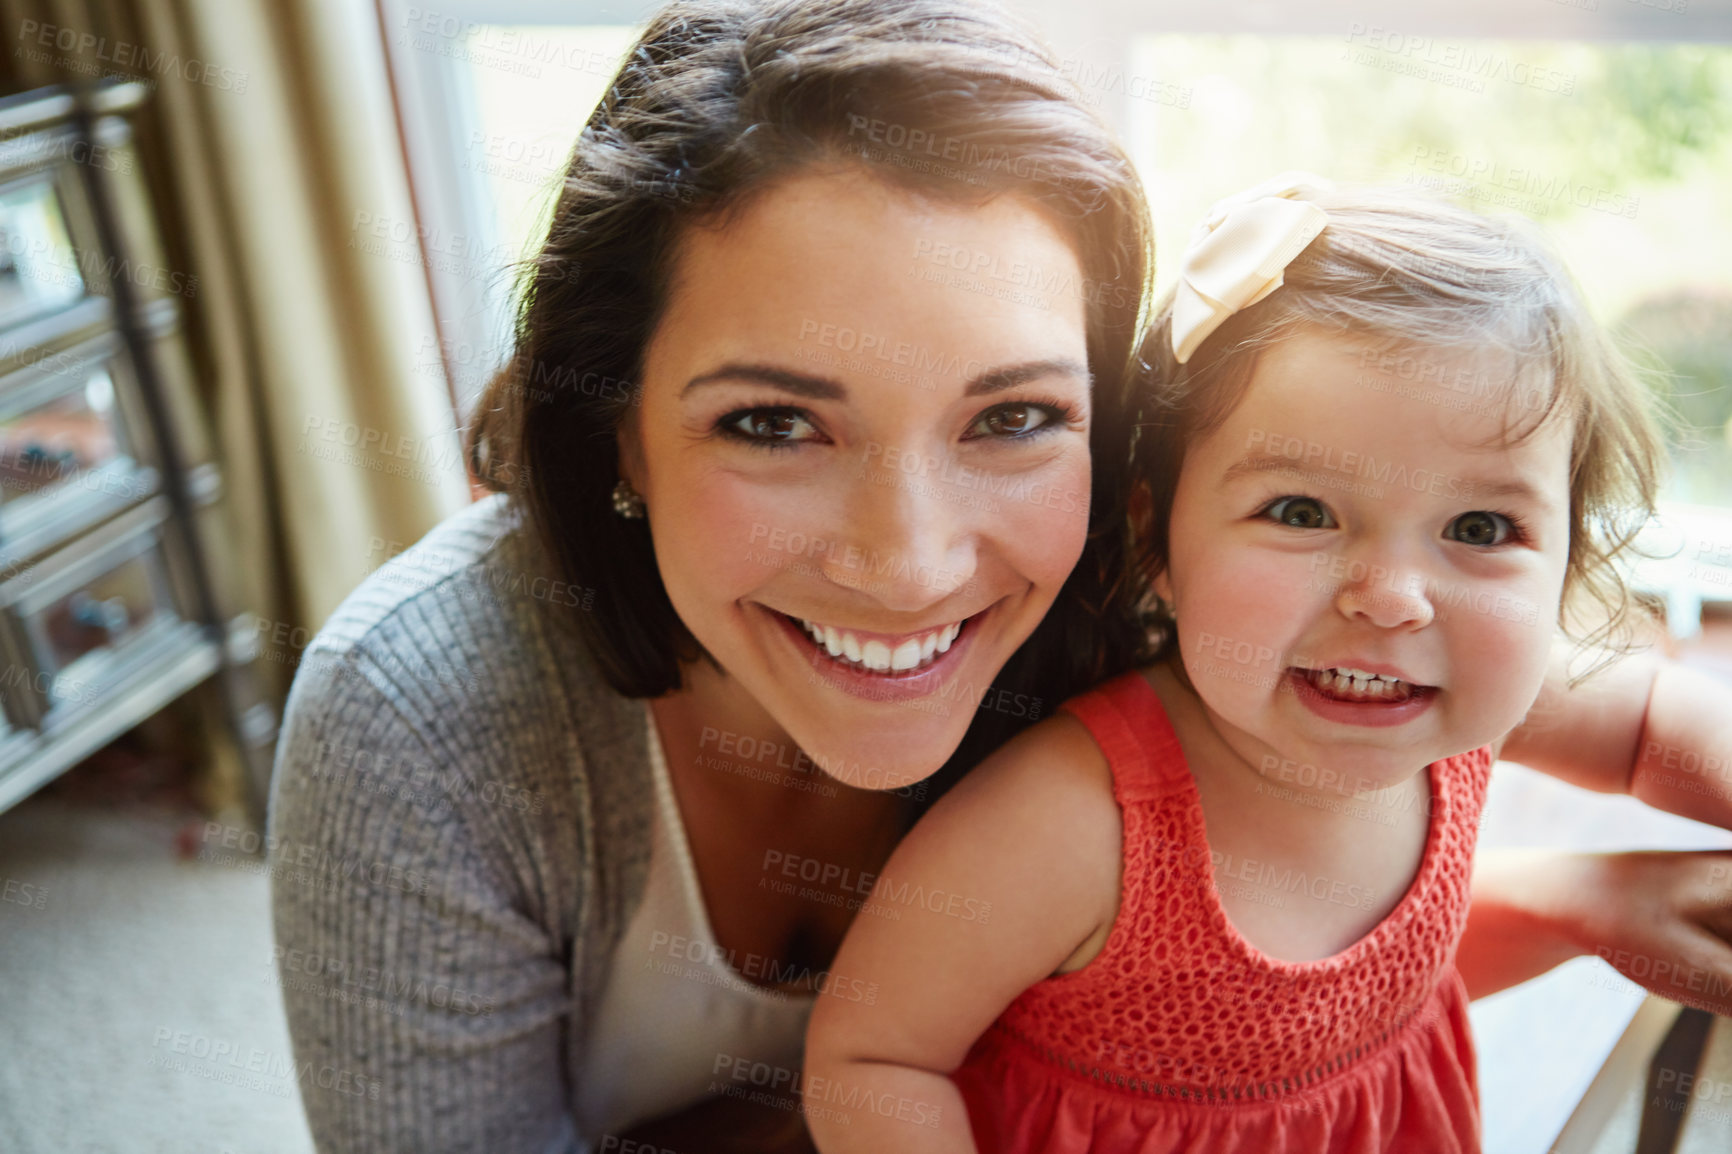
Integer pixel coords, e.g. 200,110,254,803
311,493,566,654
269,492,655,934
276,492,652,844
295,494,610,715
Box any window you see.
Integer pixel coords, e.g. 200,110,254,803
381,0,641,413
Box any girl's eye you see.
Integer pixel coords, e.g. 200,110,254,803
1446,511,1517,547
1261,496,1336,529
719,407,819,446
966,402,1062,439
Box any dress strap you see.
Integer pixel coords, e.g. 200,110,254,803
1436,743,1497,832
1057,670,1189,805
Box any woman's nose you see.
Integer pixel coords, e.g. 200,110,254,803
825,449,977,613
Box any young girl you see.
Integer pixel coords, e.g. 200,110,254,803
803,175,1682,1152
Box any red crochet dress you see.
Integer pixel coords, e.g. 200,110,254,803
950,670,1493,1153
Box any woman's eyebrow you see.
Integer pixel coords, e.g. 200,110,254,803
682,364,845,400
681,357,1090,400
965,358,1090,396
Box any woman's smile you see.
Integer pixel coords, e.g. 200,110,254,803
753,600,999,704
788,611,969,673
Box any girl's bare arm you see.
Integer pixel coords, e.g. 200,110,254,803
803,712,1124,1153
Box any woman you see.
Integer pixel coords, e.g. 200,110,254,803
268,2,1732,1151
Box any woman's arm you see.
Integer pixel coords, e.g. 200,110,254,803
269,652,579,1153
803,713,1124,1154
1462,644,1732,1006
1458,848,1603,999
1461,848,1732,1011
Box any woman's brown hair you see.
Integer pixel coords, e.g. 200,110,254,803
465,0,1159,786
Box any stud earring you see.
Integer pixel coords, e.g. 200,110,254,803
611,479,646,519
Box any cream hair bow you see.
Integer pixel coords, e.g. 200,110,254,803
1170,172,1332,364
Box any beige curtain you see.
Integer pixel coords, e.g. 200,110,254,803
0,0,474,705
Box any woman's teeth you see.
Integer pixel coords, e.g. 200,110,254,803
1306,666,1414,702
798,617,962,673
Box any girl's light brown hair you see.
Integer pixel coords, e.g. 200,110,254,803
1134,185,1666,669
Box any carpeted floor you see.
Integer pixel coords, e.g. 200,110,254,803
0,794,313,1154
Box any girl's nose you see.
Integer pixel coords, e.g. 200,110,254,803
1333,562,1436,631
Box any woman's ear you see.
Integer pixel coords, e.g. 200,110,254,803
1152,567,1174,614
616,411,646,497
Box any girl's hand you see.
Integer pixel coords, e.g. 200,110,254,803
1463,847,1732,1014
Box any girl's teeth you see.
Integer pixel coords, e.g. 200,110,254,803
795,617,966,674
1311,666,1412,701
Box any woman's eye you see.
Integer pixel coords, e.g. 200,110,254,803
1446,511,1515,547
968,402,1059,439
1261,496,1335,529
721,407,818,445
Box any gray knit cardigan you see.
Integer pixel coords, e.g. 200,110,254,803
267,493,655,1153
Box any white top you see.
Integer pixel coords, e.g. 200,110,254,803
573,703,817,1141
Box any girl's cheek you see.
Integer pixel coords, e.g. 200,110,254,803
1467,592,1557,699
1450,569,1558,647
1176,559,1305,692
1188,547,1314,624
